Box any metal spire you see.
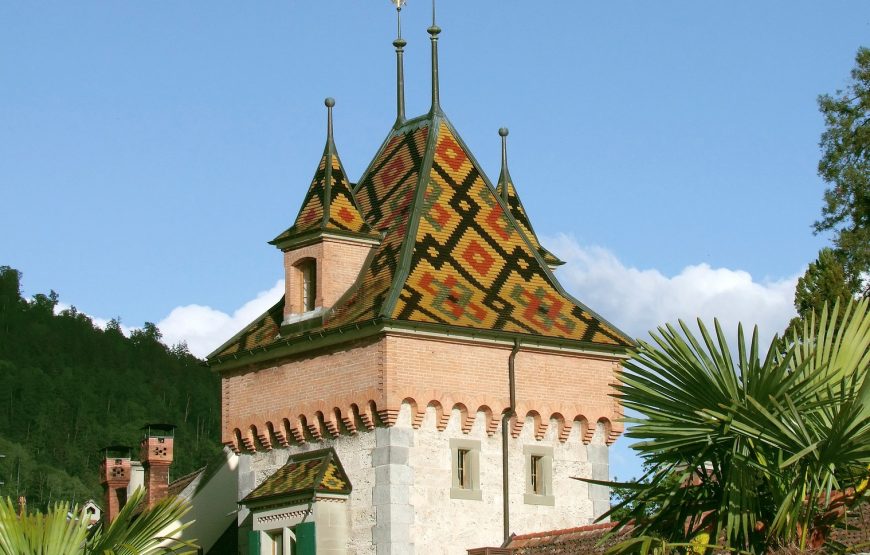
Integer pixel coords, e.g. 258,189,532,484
499,127,510,201
428,0,441,113
325,97,335,147
393,2,407,125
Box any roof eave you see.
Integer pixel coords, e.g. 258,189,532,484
269,228,381,251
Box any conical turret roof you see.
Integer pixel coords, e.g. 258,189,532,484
496,175,564,269
270,109,376,249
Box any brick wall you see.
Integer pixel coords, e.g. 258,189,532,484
282,237,373,317
221,332,622,451
221,337,385,450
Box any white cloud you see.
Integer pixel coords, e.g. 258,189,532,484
543,234,802,480
156,280,284,358
545,234,799,346
54,302,137,336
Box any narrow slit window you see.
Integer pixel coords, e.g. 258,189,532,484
530,455,544,495
300,260,316,312
457,448,471,489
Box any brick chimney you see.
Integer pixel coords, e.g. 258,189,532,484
99,445,132,524
140,423,175,509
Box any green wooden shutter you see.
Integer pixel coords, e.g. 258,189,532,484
295,521,316,555
247,530,261,555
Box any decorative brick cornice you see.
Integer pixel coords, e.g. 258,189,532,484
224,392,621,453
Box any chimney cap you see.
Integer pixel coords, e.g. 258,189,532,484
100,445,133,459
141,423,176,438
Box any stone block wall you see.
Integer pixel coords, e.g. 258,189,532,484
239,401,611,554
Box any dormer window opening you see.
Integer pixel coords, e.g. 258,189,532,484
299,259,317,312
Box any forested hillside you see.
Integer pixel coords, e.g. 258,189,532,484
0,266,222,510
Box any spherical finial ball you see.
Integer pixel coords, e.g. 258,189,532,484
499,127,509,137
325,97,335,108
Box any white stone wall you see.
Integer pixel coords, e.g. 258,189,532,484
239,402,608,554
240,431,376,554
405,405,606,554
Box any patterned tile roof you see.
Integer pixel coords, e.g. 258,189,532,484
240,448,351,504
391,119,625,344
209,111,631,362
506,522,630,554
328,122,431,326
270,135,375,247
500,502,870,553
213,298,283,358
496,164,564,268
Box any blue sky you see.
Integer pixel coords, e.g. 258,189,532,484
2,1,868,480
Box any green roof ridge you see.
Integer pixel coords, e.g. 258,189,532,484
378,112,443,319
438,116,633,346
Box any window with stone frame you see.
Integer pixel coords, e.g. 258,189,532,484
523,444,554,506
450,438,481,501
295,259,317,313
262,527,295,555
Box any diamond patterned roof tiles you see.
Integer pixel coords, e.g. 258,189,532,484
240,448,351,504
496,166,564,268
270,136,375,247
210,111,631,362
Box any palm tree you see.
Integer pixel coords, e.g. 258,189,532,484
0,488,197,555
601,298,870,554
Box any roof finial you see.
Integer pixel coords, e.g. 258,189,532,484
428,0,441,113
499,127,510,201
325,97,335,145
392,0,407,125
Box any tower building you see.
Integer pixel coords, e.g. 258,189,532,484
207,4,632,554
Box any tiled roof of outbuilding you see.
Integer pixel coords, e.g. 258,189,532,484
500,502,870,554
240,448,351,504
506,522,630,554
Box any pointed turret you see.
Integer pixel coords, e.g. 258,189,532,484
271,98,377,249
214,4,630,361
393,1,407,126
269,99,380,325
428,0,442,114
495,128,565,269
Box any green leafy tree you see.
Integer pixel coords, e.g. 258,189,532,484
784,248,853,337
815,47,870,297
0,266,221,509
597,299,870,554
0,488,196,554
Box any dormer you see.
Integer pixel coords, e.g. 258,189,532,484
269,98,380,329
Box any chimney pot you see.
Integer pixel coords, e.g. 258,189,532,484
99,445,132,525
140,423,176,509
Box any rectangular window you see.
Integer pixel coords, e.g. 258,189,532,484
530,455,544,495
524,445,554,506
450,438,482,500
301,261,316,312
269,531,283,555
457,449,471,489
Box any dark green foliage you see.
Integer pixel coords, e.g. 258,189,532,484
815,47,870,297
608,460,680,524
784,248,854,337
599,300,870,554
0,266,221,511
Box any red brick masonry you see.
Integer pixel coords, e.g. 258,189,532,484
221,332,624,453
